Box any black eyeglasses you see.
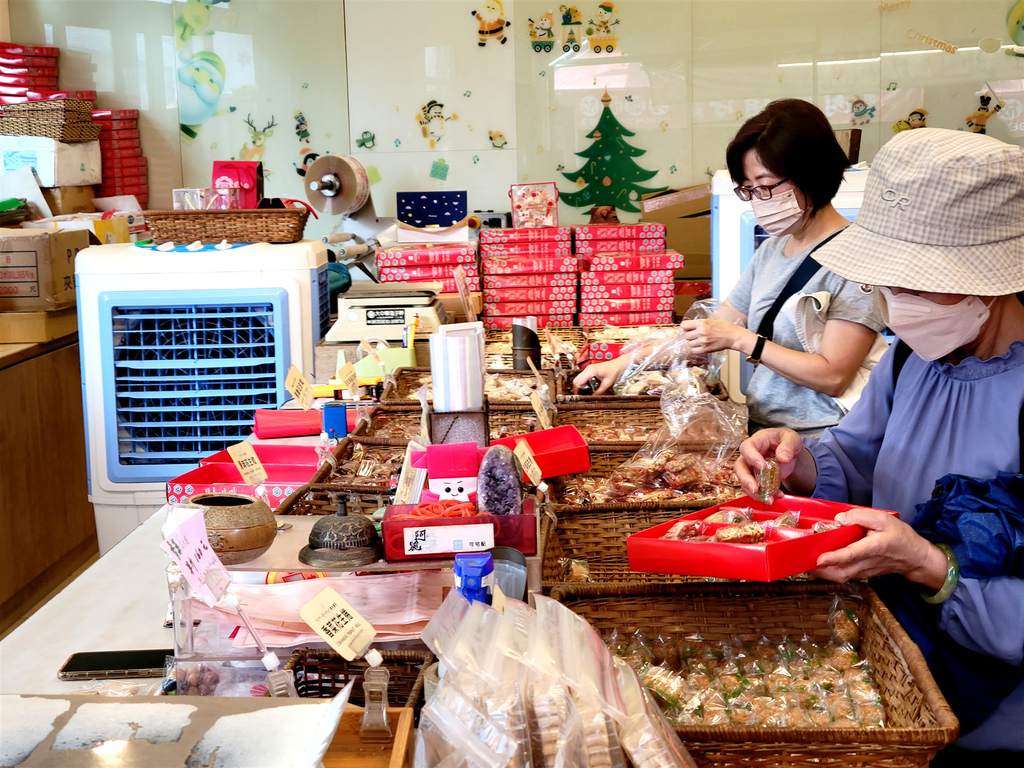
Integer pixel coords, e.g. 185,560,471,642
734,178,790,202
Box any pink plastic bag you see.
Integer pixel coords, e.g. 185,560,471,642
212,160,264,208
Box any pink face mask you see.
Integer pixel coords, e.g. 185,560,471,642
879,287,992,361
750,187,805,236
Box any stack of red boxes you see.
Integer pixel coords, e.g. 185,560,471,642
375,241,479,294
479,227,578,330
0,42,60,102
92,108,147,207
576,223,680,327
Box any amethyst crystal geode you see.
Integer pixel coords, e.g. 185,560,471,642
476,445,524,516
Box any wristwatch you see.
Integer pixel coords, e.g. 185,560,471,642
747,334,767,365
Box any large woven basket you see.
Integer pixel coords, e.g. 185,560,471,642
143,208,309,244
554,400,666,447
549,443,742,512
347,404,425,446
484,326,587,371
0,117,101,142
380,366,556,406
284,647,433,710
542,505,711,589
549,581,958,768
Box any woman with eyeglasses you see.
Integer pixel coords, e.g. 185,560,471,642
575,99,885,436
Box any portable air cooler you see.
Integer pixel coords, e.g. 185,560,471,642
76,240,330,553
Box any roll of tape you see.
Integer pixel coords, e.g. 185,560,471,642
304,154,370,216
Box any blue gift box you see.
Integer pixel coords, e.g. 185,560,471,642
397,191,468,228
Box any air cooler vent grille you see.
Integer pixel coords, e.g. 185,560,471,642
110,302,279,466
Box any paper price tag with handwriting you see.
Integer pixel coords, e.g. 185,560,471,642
285,364,314,410
299,587,377,661
514,440,543,485
337,361,360,398
491,583,507,614
227,441,268,486
359,339,385,371
160,508,232,607
529,391,553,430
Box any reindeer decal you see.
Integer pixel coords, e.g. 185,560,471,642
239,113,277,162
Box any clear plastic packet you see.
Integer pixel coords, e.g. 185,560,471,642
420,692,513,768
484,372,538,403
660,519,703,541
69,679,166,696
650,633,682,672
575,693,628,768
446,598,503,679
620,629,656,670
529,676,590,768
172,660,269,696
481,677,534,768
561,557,593,583
755,457,781,504
812,520,841,533
613,656,698,768
433,677,519,764
712,521,766,544
856,695,886,727
828,595,863,650
765,510,800,529
420,588,472,674
637,662,692,710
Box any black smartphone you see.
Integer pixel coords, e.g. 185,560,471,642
57,649,174,681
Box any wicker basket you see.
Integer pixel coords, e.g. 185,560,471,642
284,648,433,710
549,443,742,512
380,366,556,406
0,117,102,142
1,99,93,120
348,404,425,446
548,582,958,768
276,439,405,516
554,400,666,447
484,326,587,371
142,208,310,244
542,505,710,589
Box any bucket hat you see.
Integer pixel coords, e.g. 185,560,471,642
813,128,1024,295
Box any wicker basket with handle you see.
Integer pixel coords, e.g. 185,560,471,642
549,581,958,768
142,208,309,244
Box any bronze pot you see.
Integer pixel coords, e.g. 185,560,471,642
191,493,276,565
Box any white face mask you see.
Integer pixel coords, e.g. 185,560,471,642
879,287,991,361
749,187,804,236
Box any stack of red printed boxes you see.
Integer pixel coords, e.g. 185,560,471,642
0,42,60,102
576,222,680,327
479,227,578,330
93,108,148,207
376,241,480,293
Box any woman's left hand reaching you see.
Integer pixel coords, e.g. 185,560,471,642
812,508,947,590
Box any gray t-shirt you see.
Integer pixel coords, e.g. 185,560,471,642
727,233,885,434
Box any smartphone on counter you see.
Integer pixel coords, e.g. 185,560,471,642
57,649,174,680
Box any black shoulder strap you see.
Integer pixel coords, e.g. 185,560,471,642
891,338,1023,470
755,228,845,341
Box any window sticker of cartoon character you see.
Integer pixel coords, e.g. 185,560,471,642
417,100,458,148
471,0,511,46
966,93,1004,134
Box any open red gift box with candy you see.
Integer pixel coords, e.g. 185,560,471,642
490,425,591,481
381,497,537,562
626,495,897,581
166,445,320,509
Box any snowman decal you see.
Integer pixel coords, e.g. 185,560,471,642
850,98,875,126
416,100,458,148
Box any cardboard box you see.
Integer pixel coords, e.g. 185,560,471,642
22,213,130,244
641,183,711,278
42,185,96,215
674,278,713,317
436,291,483,319
0,228,89,311
0,136,101,186
0,305,77,343
626,495,897,581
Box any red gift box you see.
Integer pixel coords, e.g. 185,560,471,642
490,425,591,481
99,128,140,141
578,311,674,327
482,256,579,274
584,250,685,271
479,226,570,244
0,64,59,77
102,155,147,169
0,89,94,103
571,223,667,240
165,444,321,509
483,272,576,289
378,263,478,281
483,285,576,303
579,269,674,286
486,299,576,316
0,54,58,68
575,239,667,255
0,42,60,57
92,108,139,119
481,242,573,257
381,497,538,561
626,495,899,582
376,243,477,267
580,295,675,313
580,283,675,300
0,74,57,87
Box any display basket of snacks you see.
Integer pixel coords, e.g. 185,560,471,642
380,366,556,405
142,208,310,244
549,581,958,768
554,400,667,447
284,647,434,710
347,404,425,446
483,326,587,371
549,443,743,512
542,504,711,589
276,439,404,516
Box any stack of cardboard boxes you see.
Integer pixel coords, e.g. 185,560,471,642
94,108,148,207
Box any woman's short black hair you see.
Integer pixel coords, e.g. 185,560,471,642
726,98,849,213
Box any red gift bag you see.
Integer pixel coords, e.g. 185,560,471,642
212,160,264,208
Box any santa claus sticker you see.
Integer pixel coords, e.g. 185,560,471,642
471,0,511,46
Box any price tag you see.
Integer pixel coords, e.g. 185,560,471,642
359,339,386,373
394,440,428,505
526,357,548,392
160,508,232,607
403,523,494,556
337,361,360,398
300,587,377,661
285,365,314,411
530,391,552,430
514,440,543,485
453,265,477,322
227,441,268,486
491,582,507,614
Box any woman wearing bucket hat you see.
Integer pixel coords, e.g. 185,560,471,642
575,99,887,437
735,128,1024,761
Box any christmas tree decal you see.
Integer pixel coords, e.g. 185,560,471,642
561,90,666,212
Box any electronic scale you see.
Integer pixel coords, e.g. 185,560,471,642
326,283,449,342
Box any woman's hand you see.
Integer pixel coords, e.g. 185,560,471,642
572,357,627,394
680,318,751,356
735,428,814,498
812,509,948,590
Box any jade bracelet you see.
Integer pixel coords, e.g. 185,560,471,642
920,543,959,605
